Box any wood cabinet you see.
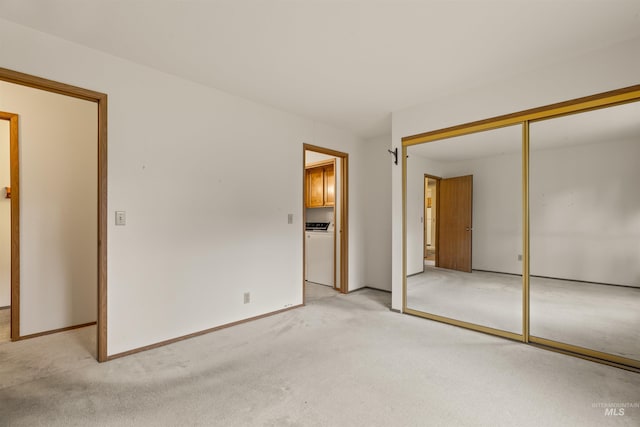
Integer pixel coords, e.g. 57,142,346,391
307,167,325,207
324,166,334,206
306,161,335,208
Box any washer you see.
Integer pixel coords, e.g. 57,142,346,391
305,222,334,286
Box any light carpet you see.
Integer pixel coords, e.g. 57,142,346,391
0,288,638,426
0,308,9,344
407,266,640,360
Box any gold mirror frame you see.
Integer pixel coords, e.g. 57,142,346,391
402,84,640,371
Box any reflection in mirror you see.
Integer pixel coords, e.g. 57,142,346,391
406,125,522,334
530,101,640,361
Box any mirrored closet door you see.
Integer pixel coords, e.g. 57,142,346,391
529,101,640,365
405,124,523,337
402,84,640,369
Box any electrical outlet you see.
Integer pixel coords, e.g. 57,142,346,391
244,292,250,304
518,254,522,261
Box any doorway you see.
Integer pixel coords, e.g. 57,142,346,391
423,175,439,267
303,144,348,302
423,174,473,273
0,67,108,362
0,113,16,344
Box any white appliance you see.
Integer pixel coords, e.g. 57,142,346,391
305,222,334,287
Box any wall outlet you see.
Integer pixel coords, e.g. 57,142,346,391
244,292,250,304
518,254,522,261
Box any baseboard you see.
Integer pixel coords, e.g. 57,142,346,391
364,286,391,293
529,274,639,290
473,269,639,290
106,304,304,361
345,286,391,294
16,321,96,341
472,269,521,277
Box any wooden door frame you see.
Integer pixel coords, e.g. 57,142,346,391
423,174,440,269
0,67,108,362
302,144,349,299
0,112,19,340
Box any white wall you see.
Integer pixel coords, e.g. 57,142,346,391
392,36,640,310
305,151,334,165
0,18,366,355
530,137,640,287
0,120,9,307
361,135,393,291
306,207,333,223
0,81,97,335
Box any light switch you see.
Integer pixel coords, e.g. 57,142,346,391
288,213,293,224
115,211,126,226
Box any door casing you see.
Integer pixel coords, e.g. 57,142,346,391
0,112,18,340
302,144,349,299
423,174,440,269
0,67,108,362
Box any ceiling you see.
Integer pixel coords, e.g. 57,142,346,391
1,1,640,138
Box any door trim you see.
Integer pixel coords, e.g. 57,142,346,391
303,144,349,297
0,67,108,362
0,112,19,340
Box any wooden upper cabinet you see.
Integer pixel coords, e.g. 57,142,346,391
307,167,325,208
305,161,335,208
323,165,335,206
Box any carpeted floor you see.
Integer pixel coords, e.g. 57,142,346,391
305,281,339,302
0,307,9,344
407,266,640,360
0,288,638,426
425,246,436,260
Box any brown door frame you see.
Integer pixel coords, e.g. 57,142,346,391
302,144,349,299
0,112,19,340
423,174,440,268
0,67,108,362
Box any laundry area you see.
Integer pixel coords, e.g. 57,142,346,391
304,149,341,292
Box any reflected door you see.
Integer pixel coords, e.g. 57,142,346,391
438,175,472,272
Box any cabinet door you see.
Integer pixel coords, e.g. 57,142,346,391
307,167,325,208
324,165,335,206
